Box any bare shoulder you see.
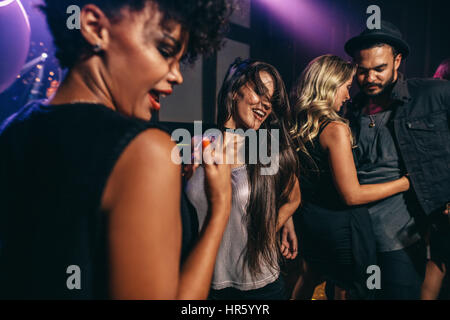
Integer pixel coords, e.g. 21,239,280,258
102,128,180,210
319,121,351,150
114,128,179,178
131,128,177,158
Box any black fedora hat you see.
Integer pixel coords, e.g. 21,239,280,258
345,20,409,58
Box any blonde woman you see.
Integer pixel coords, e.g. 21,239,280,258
290,55,411,300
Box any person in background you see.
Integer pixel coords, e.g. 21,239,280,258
344,21,450,299
433,58,450,80
421,57,450,300
290,54,410,300
186,58,301,300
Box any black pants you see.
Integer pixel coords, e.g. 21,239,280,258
375,240,427,300
208,277,288,300
429,213,450,269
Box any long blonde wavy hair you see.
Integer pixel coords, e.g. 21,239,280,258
290,54,356,153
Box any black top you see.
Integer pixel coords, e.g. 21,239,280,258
295,121,377,299
298,121,347,210
0,101,197,299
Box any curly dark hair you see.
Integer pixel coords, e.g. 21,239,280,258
39,0,234,68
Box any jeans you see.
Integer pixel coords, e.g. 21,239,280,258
375,240,427,300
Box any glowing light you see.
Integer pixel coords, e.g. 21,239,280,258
48,77,53,81
41,53,48,59
49,71,54,76
255,0,336,51
0,0,16,8
35,78,41,82
37,64,42,69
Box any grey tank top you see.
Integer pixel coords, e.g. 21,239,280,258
185,165,279,291
355,110,421,252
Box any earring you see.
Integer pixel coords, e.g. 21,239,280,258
93,43,102,53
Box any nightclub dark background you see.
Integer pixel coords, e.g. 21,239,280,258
1,0,449,127
1,0,449,300
254,0,450,91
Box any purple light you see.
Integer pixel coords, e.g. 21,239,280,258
0,0,31,93
255,0,337,51
0,0,17,8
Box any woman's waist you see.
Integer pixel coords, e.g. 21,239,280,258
212,233,280,291
210,264,280,291
302,188,346,210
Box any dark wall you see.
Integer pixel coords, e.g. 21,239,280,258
1,0,449,126
249,0,450,93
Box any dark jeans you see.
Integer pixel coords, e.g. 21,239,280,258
208,277,288,300
429,212,450,268
375,240,427,300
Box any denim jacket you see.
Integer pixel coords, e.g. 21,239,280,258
347,73,450,216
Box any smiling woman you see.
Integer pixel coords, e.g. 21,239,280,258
39,0,232,121
0,0,235,299
185,58,300,300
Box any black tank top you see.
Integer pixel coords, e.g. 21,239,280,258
298,121,347,209
0,101,197,299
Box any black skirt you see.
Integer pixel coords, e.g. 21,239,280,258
295,202,377,299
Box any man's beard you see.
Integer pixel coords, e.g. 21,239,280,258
359,68,396,97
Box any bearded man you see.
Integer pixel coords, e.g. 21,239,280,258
345,21,450,300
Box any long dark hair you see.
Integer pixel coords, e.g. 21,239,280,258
217,58,299,276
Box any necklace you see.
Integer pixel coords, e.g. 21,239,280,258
367,111,390,129
369,115,376,128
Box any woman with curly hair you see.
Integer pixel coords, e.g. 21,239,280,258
185,59,300,299
290,55,411,299
0,0,233,299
